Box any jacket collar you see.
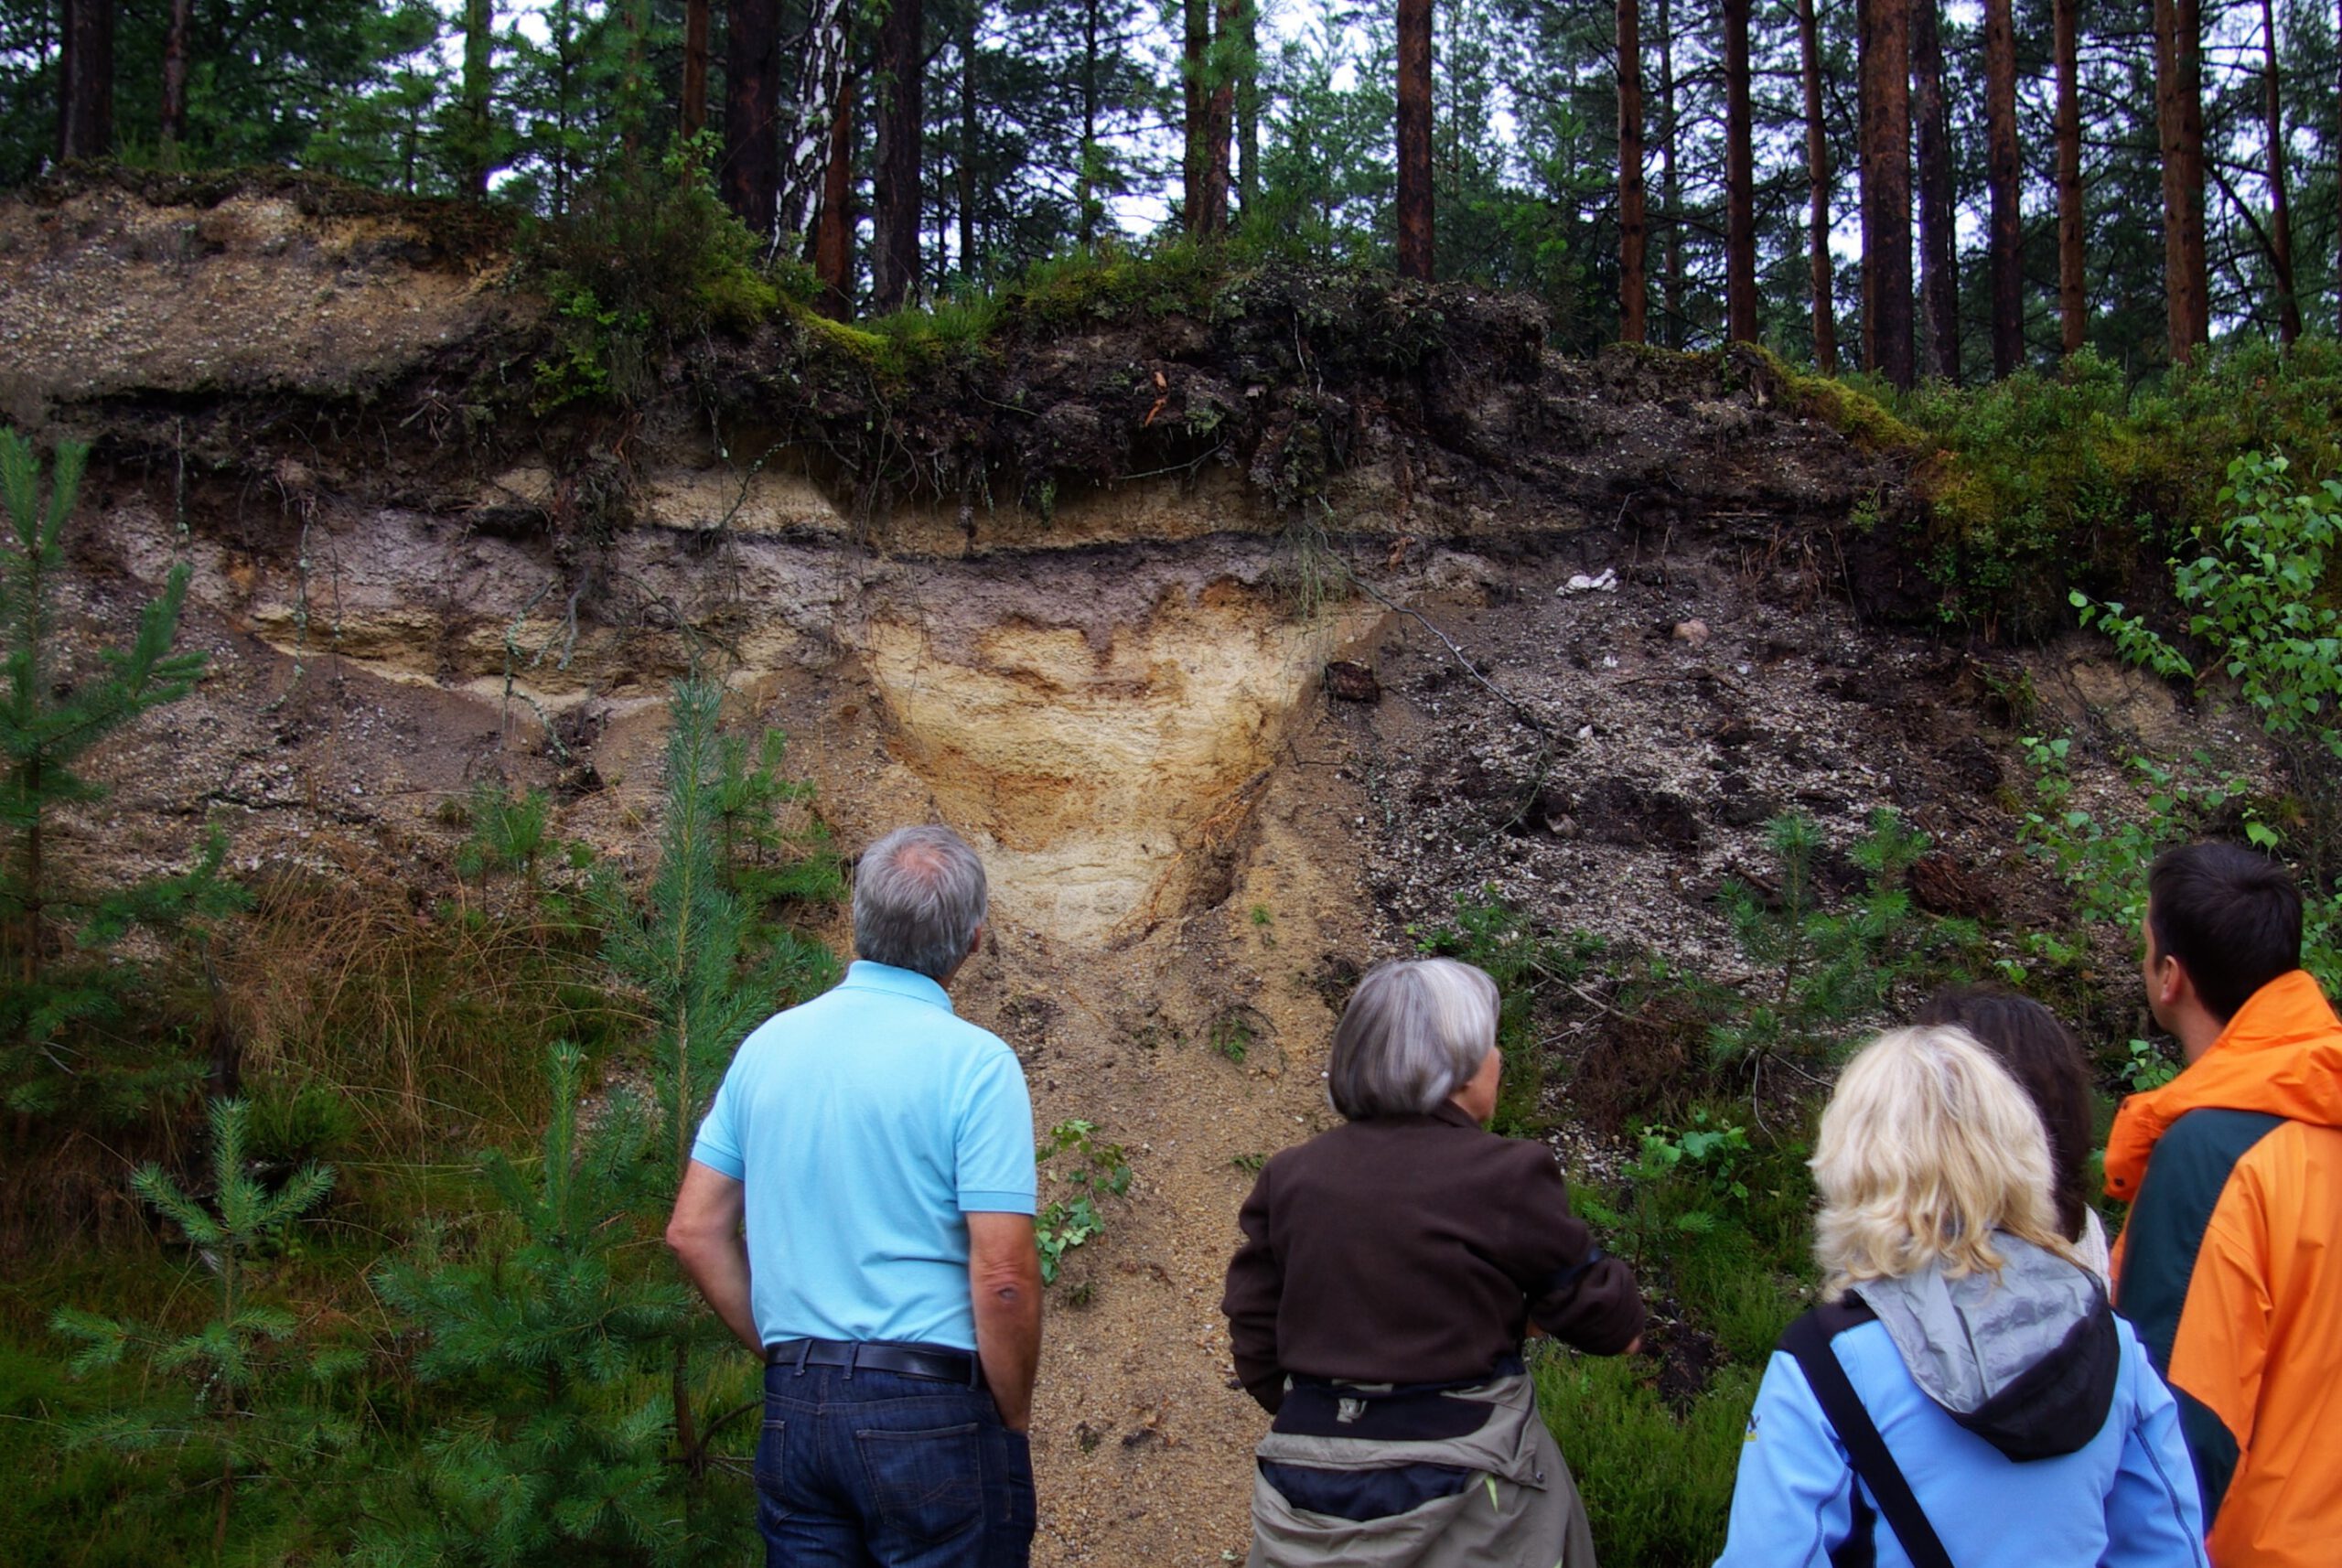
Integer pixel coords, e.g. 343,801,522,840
836,960,957,1013
2105,969,2342,1199
1350,1101,1485,1132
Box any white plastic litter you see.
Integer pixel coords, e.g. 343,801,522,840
1560,567,1618,595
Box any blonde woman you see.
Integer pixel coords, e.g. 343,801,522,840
1714,1026,2207,1568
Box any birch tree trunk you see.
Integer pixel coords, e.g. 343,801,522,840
775,0,853,242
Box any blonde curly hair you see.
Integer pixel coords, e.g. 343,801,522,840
1811,1025,2076,1300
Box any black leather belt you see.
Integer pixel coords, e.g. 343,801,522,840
765,1337,983,1387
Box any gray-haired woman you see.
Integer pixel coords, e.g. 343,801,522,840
1220,957,1646,1567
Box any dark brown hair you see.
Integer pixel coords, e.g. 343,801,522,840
1916,988,2093,1243
2147,843,2303,1024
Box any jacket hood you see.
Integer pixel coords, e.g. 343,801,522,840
1858,1236,2118,1461
2105,970,2342,1201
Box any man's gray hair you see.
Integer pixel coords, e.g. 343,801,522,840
853,824,988,981
1327,958,1500,1119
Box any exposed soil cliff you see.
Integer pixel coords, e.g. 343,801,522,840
0,170,2218,1564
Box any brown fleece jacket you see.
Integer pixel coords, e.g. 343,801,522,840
1221,1101,1646,1412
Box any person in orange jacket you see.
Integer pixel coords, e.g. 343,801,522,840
2105,842,2342,1568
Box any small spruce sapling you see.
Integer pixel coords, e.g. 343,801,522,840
50,1098,351,1556
0,428,242,1117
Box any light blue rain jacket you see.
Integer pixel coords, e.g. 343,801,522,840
1714,1240,2208,1568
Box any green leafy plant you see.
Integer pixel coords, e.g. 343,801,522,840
0,429,243,1118
50,1099,351,1556
1208,1012,1253,1063
2119,1037,2181,1093
2057,451,2342,993
1630,1111,1753,1227
1034,1119,1132,1286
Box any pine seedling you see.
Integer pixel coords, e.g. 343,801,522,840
1711,810,1942,1069
0,428,242,1116
596,679,835,1481
456,779,554,897
360,1043,687,1567
50,1097,352,1555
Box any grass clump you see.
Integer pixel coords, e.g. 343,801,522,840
1535,1355,1761,1568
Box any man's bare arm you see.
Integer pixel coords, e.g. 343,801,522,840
666,1160,761,1355
967,1210,1043,1433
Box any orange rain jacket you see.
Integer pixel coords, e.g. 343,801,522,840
2106,969,2342,1568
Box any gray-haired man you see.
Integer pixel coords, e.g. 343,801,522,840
667,824,1043,1565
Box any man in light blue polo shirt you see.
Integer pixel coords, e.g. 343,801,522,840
667,823,1042,1566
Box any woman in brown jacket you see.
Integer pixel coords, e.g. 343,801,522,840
1220,957,1646,1567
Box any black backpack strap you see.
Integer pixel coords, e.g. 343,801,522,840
1780,1301,1957,1568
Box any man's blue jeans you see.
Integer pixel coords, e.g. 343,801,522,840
757,1358,1036,1567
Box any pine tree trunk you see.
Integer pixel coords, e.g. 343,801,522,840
1724,0,1757,341
812,59,854,317
722,0,782,234
1618,0,1648,342
1857,0,1876,370
456,0,492,196
1658,0,1681,347
1913,0,1957,380
1864,0,1915,387
2056,0,2085,353
2261,0,2300,343
1183,0,1207,231
682,0,710,141
1395,0,1434,281
160,0,191,149
872,0,924,311
1237,0,1260,216
1983,0,2023,375
1797,0,1838,372
2154,0,2208,360
1202,0,1237,235
57,0,113,160
1080,0,1100,243
960,10,978,282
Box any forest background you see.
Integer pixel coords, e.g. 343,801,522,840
8,0,2342,1562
